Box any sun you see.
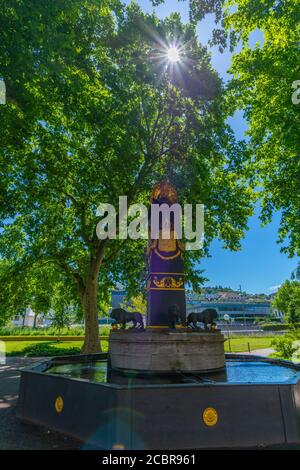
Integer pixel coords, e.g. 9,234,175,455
150,40,185,71
167,46,181,63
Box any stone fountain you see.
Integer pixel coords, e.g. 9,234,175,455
109,180,225,373
17,181,300,450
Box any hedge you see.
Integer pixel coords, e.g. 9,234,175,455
262,323,300,331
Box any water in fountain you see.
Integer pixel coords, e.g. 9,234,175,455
45,359,300,385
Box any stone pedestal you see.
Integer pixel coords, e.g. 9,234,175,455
108,330,225,373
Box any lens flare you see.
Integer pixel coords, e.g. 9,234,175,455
167,46,180,63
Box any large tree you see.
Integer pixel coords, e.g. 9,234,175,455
0,1,253,352
224,0,300,257
273,281,300,325
155,1,300,257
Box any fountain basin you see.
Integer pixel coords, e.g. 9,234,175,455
109,330,225,373
17,353,300,450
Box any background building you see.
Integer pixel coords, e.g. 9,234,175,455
186,288,273,321
13,308,51,327
186,300,271,321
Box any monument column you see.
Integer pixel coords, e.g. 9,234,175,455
147,180,186,327
108,180,225,374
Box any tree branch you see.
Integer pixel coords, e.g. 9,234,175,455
52,258,86,292
64,192,95,247
102,239,129,265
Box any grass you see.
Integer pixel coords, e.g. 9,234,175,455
3,340,108,356
224,336,274,353
1,335,275,357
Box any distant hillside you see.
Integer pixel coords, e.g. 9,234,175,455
186,287,271,303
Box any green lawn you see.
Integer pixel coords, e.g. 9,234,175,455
224,336,274,353
3,340,108,356
1,336,275,357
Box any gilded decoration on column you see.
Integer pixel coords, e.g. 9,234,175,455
148,180,185,261
151,180,178,205
148,236,184,261
153,276,184,289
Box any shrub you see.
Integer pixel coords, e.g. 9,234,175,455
265,317,283,323
271,331,300,360
291,341,300,364
262,323,292,331
0,325,111,337
272,281,300,324
19,342,81,357
0,326,84,336
99,326,110,337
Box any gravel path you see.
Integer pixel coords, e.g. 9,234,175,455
0,357,80,450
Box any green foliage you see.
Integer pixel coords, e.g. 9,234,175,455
266,316,284,323
0,325,111,337
0,1,254,351
17,342,82,357
271,331,300,360
156,1,300,256
121,294,147,314
224,0,300,257
0,326,84,336
291,262,300,282
261,324,295,332
0,260,82,327
4,339,109,356
273,281,300,324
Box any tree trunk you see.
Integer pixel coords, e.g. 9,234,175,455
81,261,102,354
33,312,38,328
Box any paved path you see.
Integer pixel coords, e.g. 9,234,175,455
0,357,80,449
239,348,275,357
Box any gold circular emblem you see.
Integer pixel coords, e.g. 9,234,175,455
203,407,218,427
55,396,64,413
112,444,125,450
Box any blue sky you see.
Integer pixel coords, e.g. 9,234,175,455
124,0,298,294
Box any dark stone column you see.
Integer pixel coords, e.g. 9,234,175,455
147,181,186,327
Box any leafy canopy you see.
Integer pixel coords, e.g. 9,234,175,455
273,281,300,324
0,1,254,322
225,0,300,257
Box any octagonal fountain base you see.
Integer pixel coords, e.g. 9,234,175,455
17,353,300,450
108,329,225,373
